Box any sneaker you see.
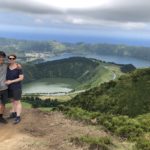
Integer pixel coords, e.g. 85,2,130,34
0,117,8,124
14,117,21,124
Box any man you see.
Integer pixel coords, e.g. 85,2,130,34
0,51,8,124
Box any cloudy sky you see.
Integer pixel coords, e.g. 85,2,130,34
0,0,150,45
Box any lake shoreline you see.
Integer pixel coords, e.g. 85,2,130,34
45,52,150,68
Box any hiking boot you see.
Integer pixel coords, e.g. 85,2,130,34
0,117,8,124
14,117,21,124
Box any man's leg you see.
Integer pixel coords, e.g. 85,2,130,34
0,103,5,116
0,103,7,124
0,90,8,124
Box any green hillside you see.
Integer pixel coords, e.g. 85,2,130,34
23,57,124,90
60,68,150,149
69,68,150,117
1,37,150,61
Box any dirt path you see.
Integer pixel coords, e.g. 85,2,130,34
0,109,132,150
0,109,108,150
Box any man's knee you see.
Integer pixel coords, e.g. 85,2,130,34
0,103,5,107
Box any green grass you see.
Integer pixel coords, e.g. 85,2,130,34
76,63,123,90
70,135,113,150
38,107,53,112
135,138,150,150
36,93,78,102
6,102,32,109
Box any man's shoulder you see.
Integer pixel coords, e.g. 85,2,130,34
3,63,8,68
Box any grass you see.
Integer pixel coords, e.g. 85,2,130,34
77,63,123,90
38,107,53,112
6,102,32,109
135,138,150,150
23,91,78,102
38,93,77,102
70,135,113,150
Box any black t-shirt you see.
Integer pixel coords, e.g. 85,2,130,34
6,66,23,90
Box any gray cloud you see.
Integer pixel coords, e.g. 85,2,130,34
0,0,150,30
69,0,150,23
0,0,62,14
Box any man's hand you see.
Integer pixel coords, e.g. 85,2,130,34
5,80,13,85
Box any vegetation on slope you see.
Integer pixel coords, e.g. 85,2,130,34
21,67,150,149
69,68,150,117
23,57,99,82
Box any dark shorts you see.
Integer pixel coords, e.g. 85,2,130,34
8,89,22,101
0,89,8,105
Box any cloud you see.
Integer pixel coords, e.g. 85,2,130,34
0,0,150,31
0,0,108,11
0,0,62,14
68,0,150,23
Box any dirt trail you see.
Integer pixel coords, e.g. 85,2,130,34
0,124,16,141
0,109,131,150
0,109,108,150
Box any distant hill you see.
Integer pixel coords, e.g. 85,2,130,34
1,37,150,61
23,57,98,82
69,68,150,117
23,57,124,89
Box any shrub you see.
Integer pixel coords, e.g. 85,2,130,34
97,115,144,140
22,96,61,108
65,107,99,123
70,135,113,150
135,138,150,150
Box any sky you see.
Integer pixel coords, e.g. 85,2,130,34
0,0,150,46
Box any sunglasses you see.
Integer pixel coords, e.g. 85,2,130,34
8,57,16,60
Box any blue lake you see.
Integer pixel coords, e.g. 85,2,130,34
46,53,150,68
